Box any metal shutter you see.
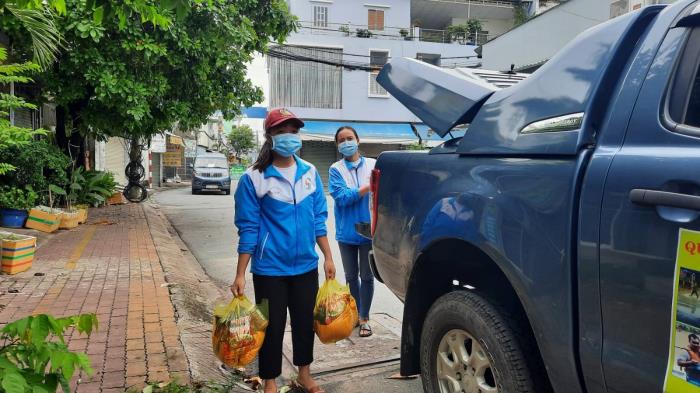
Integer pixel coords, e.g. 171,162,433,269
105,137,127,186
299,141,337,190
152,153,162,187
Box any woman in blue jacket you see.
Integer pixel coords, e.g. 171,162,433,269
328,126,376,338
232,108,336,393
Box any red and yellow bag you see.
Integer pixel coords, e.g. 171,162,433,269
313,279,359,344
212,296,268,367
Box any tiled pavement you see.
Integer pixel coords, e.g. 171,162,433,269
0,205,190,392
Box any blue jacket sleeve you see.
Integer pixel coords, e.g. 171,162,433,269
328,167,361,207
234,174,260,254
313,171,328,237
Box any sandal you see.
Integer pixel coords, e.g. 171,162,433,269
292,379,326,393
359,322,373,338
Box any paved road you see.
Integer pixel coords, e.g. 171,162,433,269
153,186,405,322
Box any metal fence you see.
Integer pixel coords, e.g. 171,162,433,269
297,21,490,45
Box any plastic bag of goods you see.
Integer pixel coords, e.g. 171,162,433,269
313,279,359,344
212,296,268,367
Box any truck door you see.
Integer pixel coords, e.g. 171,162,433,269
599,19,700,393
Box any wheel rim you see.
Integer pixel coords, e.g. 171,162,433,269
436,329,497,393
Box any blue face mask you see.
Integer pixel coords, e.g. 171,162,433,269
271,133,302,157
338,140,359,157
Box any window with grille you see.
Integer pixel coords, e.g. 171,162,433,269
369,50,389,97
368,9,385,31
269,46,342,109
313,5,328,28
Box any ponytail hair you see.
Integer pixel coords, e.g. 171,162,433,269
253,133,273,172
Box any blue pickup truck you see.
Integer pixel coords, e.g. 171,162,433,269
368,1,700,392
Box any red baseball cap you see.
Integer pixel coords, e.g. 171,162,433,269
264,108,305,131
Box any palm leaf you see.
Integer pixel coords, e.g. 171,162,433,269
5,6,62,69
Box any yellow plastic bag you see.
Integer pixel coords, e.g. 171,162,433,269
212,295,268,367
313,279,359,344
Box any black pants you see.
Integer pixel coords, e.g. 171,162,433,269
253,268,318,379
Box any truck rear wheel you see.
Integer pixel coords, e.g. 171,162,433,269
421,291,538,393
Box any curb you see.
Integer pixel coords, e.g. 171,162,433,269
141,202,233,385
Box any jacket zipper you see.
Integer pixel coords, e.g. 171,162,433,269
281,176,298,269
259,233,270,260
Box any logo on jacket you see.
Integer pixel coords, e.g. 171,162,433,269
304,177,313,190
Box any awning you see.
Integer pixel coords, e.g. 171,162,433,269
301,121,417,144
242,106,268,119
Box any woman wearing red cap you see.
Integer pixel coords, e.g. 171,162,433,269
232,108,335,393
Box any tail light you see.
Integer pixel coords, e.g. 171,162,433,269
370,168,381,236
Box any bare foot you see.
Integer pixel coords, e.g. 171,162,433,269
263,380,277,393
297,373,320,391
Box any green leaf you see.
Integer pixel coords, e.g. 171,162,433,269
30,315,50,345
70,183,82,191
49,184,66,196
53,0,66,15
142,384,154,393
1,371,28,393
77,314,97,335
32,384,51,393
93,6,104,24
50,351,66,374
60,356,75,381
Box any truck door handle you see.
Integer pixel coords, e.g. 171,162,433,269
629,189,700,211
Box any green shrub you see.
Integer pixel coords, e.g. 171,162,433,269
0,186,38,210
0,313,98,393
0,140,71,204
73,169,117,207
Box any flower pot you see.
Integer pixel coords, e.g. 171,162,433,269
107,192,125,205
25,207,62,233
75,205,89,224
59,211,80,230
0,232,36,274
0,208,28,229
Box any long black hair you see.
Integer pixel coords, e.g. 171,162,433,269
334,126,359,144
253,129,274,172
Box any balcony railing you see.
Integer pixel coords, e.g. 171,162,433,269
297,21,489,45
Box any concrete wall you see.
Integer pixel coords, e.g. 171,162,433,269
281,33,477,122
289,0,411,28
481,0,611,71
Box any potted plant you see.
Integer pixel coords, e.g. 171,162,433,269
399,28,410,40
25,185,64,233
0,231,37,274
355,28,372,38
339,25,350,36
0,186,38,228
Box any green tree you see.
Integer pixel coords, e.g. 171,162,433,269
35,0,296,160
226,124,256,160
0,47,46,176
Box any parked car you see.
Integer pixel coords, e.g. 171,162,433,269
191,152,231,195
367,2,700,392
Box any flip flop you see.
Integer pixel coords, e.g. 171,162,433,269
359,322,373,338
292,379,326,393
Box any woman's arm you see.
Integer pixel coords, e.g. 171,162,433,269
231,253,251,296
316,235,336,280
329,167,363,207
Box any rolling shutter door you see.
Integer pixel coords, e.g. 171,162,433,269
299,141,337,191
105,137,127,185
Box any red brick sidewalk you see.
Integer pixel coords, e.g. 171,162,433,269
0,205,190,392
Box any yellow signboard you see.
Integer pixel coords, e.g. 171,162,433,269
665,228,700,392
163,152,182,167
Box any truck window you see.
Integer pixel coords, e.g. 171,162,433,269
685,69,700,127
667,28,700,130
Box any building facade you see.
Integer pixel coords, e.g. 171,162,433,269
242,0,520,185
481,0,674,72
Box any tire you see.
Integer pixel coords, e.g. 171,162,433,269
225,190,230,195
192,189,198,195
421,291,539,393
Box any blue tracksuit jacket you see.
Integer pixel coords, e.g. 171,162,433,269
234,156,327,276
328,156,376,245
